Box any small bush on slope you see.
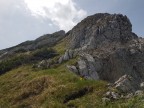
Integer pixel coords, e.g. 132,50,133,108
0,48,57,75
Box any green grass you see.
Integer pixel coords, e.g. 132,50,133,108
0,57,144,108
1,40,144,108
0,58,108,108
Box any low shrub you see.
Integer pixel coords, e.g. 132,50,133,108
0,48,57,75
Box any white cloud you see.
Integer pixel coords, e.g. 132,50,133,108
23,0,87,31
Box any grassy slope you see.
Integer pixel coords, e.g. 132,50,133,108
0,59,107,108
0,38,144,108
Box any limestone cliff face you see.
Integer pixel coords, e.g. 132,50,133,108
68,13,137,50
65,13,144,87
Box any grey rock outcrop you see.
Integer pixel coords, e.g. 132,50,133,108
67,53,100,80
68,13,137,50
65,14,144,94
77,54,101,80
113,75,138,93
63,50,71,61
66,65,79,75
135,90,143,96
58,50,74,63
67,53,101,80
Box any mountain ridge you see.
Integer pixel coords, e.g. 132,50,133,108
0,30,65,60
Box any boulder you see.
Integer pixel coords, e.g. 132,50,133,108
114,75,138,93
77,58,89,77
67,65,79,74
58,50,75,64
77,54,100,80
111,92,120,99
135,90,143,96
67,53,100,80
104,91,120,100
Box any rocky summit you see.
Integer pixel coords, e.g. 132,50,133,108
68,13,137,49
0,13,144,107
64,13,144,90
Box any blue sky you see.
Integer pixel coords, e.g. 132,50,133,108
0,0,144,50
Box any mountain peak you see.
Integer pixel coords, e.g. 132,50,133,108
69,13,137,49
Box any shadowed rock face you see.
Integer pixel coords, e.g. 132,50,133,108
99,47,144,82
68,13,137,49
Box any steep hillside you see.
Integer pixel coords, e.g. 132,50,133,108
64,13,144,85
0,13,144,108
